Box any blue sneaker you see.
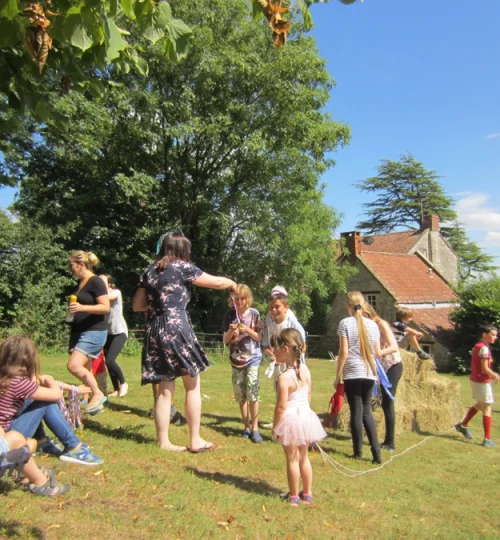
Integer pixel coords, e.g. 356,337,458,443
482,439,496,448
36,439,63,457
242,428,251,439
59,443,104,466
455,422,472,440
250,431,263,444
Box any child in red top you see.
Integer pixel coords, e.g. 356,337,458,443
455,325,499,447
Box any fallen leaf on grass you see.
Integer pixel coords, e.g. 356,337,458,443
240,456,248,463
420,518,425,523
264,516,273,522
324,521,335,529
47,524,61,530
203,394,211,399
217,522,229,531
227,515,235,524
122,410,131,413
262,505,266,512
93,470,104,476
360,502,366,509
164,505,174,510
83,492,90,500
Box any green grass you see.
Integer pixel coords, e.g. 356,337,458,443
2,355,500,539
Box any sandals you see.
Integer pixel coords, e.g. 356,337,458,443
299,491,313,504
85,396,107,414
280,491,313,506
29,477,70,497
17,467,56,487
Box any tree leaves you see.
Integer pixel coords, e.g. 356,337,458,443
0,0,19,21
64,13,94,51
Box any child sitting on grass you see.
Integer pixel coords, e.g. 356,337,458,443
222,285,263,444
0,425,70,497
271,328,326,506
455,324,499,447
392,306,431,360
0,335,104,466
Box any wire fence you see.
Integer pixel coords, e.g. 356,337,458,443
130,330,328,358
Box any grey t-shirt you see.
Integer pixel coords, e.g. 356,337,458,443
108,289,128,336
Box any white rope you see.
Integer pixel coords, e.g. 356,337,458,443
314,427,455,478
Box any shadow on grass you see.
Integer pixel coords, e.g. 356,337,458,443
0,480,16,495
84,418,156,445
186,466,282,497
201,413,273,441
0,519,44,539
418,430,478,446
106,401,151,419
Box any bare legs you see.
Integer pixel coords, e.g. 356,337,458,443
67,350,103,410
155,379,186,452
239,400,259,431
283,444,313,497
154,374,212,452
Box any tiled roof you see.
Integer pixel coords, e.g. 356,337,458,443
411,307,457,350
359,252,457,303
361,230,423,254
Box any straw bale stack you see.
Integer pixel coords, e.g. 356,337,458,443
333,350,462,435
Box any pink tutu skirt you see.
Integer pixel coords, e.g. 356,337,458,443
273,406,327,447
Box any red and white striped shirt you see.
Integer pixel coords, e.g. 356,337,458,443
0,377,38,430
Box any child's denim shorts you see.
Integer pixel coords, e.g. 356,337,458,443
0,437,10,453
69,330,107,359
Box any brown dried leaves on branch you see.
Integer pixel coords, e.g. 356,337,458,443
23,3,54,74
255,0,291,48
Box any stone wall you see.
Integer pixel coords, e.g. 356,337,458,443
411,231,458,285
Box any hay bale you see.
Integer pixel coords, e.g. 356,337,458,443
333,350,462,435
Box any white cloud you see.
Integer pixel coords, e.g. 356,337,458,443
484,132,500,140
485,232,500,247
455,193,500,231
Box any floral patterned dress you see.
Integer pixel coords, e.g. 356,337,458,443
139,260,210,383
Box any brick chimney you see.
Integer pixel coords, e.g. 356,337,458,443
341,231,362,259
421,214,440,232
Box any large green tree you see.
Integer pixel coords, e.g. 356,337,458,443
3,0,353,331
355,154,496,281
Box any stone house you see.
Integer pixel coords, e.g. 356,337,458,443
323,216,458,370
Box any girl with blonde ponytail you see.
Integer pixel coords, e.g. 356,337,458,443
335,292,383,464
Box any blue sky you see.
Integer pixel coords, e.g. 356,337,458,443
1,0,499,265
311,0,500,266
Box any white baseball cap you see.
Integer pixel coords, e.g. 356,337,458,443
271,285,288,297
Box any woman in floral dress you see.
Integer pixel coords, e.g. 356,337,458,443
133,233,237,453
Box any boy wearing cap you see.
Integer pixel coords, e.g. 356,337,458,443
262,286,306,392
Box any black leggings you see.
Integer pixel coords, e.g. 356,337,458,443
381,362,403,448
344,378,379,458
103,333,127,390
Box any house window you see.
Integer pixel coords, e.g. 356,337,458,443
421,344,431,355
366,294,378,311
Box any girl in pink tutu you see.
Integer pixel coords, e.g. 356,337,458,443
271,328,326,506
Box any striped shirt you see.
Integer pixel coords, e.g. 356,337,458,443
337,316,380,380
0,377,38,430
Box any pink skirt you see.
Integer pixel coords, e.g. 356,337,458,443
273,406,327,447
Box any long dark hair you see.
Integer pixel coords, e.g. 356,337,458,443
0,336,40,397
157,232,192,270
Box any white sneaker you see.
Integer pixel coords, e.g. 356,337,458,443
118,382,129,397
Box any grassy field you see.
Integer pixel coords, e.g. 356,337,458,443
2,354,499,540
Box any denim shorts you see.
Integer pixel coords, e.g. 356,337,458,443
0,437,10,453
69,330,107,359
